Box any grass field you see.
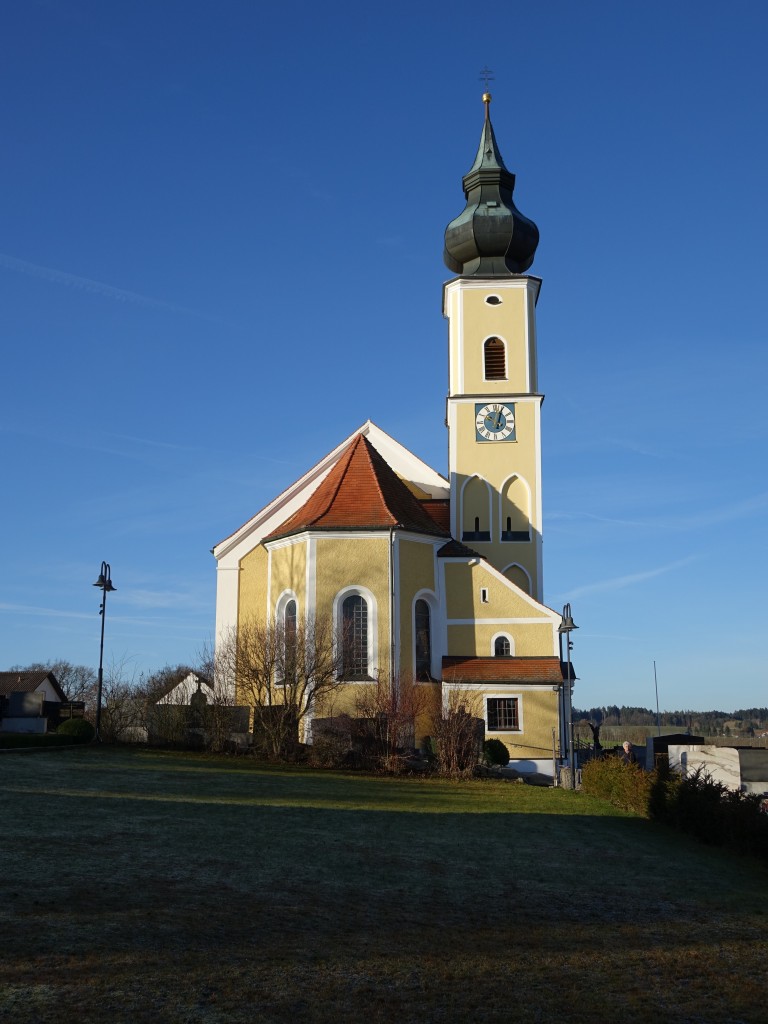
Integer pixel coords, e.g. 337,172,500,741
1,747,767,1023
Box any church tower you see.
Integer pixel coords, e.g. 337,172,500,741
443,94,544,601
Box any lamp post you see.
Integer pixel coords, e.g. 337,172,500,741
558,603,578,789
93,562,116,740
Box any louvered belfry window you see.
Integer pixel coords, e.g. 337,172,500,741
484,337,506,380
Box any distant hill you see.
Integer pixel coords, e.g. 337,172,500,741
573,705,768,743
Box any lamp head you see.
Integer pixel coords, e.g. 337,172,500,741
558,602,578,634
93,562,116,591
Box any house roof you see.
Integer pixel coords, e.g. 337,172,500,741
151,671,211,702
442,657,572,684
0,671,67,701
267,434,450,541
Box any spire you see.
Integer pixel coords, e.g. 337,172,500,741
443,93,539,277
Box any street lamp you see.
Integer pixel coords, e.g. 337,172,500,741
93,561,116,740
558,603,578,789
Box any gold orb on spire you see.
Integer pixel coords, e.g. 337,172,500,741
483,92,492,104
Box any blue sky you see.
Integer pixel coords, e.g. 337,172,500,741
2,1,766,711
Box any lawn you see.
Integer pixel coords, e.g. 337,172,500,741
1,748,767,1023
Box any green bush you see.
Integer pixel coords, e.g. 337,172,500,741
661,768,768,858
483,738,510,766
582,756,768,860
581,755,654,816
57,718,95,742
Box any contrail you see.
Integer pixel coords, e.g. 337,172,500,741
0,250,220,321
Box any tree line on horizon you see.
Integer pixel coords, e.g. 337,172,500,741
574,705,768,737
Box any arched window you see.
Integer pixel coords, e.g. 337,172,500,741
341,594,368,679
414,599,432,680
284,599,296,636
283,599,297,683
494,636,511,657
484,337,506,380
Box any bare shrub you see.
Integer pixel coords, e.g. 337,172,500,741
433,686,484,777
354,673,432,771
214,615,343,760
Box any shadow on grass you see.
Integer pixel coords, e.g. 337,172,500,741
3,749,768,1022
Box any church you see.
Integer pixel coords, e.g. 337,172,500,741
212,94,573,776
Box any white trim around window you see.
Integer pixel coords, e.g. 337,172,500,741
490,632,514,657
485,692,524,734
332,585,378,681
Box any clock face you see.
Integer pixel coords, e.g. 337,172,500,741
475,403,516,442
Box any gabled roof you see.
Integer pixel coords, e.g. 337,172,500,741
442,657,571,684
267,435,450,540
213,420,448,563
152,672,214,705
0,671,67,701
151,671,211,702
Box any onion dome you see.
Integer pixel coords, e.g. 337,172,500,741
444,94,539,276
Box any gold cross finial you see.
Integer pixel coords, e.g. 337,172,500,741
479,67,494,110
479,66,495,90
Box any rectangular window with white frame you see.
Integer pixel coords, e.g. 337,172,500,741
486,695,521,733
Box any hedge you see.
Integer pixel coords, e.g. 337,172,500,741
581,755,768,860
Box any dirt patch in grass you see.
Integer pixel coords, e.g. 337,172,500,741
2,748,767,1022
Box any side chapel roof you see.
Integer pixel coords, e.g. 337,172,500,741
442,657,572,684
267,434,450,541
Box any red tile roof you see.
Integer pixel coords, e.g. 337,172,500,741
441,657,569,684
268,434,450,540
421,499,450,532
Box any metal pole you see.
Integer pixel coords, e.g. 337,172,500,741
95,584,107,740
654,660,661,737
567,637,575,789
93,562,115,742
552,727,558,787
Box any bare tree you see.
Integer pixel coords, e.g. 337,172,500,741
214,614,343,760
99,658,147,743
433,686,484,777
354,672,433,771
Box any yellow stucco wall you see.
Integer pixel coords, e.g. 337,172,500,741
447,683,559,761
238,544,269,628
486,686,559,760
447,622,555,657
454,398,540,591
268,540,307,612
314,535,391,677
443,561,551,623
397,537,437,678
457,284,529,394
